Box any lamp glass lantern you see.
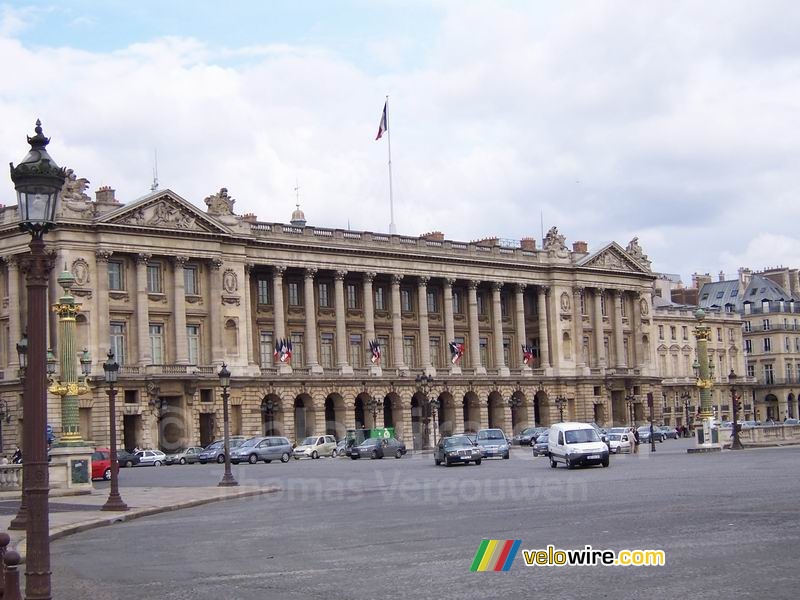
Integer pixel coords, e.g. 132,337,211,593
46,348,57,375
103,350,119,384
218,363,231,388
79,348,92,377
16,334,28,370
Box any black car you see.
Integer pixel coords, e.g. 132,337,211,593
117,449,141,468
532,432,549,457
350,437,407,459
512,427,544,446
434,435,483,466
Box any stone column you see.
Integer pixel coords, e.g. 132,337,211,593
468,280,485,374
172,256,189,364
515,283,529,375
209,259,223,364
5,257,22,368
613,289,627,368
93,251,111,364
243,264,256,366
304,268,322,373
344,400,356,431
272,265,286,341
633,291,644,369
593,287,606,368
391,274,407,370
454,397,465,433
573,286,585,368
315,400,327,435
537,285,551,369
492,282,509,376
363,272,380,375
399,399,413,444
417,276,432,374
334,270,352,374
503,402,513,434
479,399,489,430
135,253,152,365
443,278,459,374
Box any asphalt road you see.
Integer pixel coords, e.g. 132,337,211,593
51,440,800,600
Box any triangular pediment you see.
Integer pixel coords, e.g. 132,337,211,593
98,189,231,234
576,242,650,274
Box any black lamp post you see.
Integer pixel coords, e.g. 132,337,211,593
681,392,692,436
11,119,65,600
368,396,383,429
429,397,441,444
554,395,567,422
262,398,278,435
728,370,744,450
101,350,128,511
625,393,637,427
217,363,238,487
507,394,523,432
9,335,29,531
415,373,435,448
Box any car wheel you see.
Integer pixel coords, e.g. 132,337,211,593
602,456,610,468
370,450,378,460
311,451,319,459
179,457,187,465
395,449,403,459
331,449,338,458
281,453,290,463
566,459,574,470
231,460,240,465
217,455,225,464
293,456,300,460
125,460,133,468
550,457,557,469
264,459,272,464
248,454,258,465
435,458,441,466
154,460,162,467
350,455,359,460
103,468,111,481
475,459,482,465
445,456,452,467
503,452,510,459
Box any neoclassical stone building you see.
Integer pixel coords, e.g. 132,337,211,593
0,177,664,453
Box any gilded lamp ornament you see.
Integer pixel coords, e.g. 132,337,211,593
48,266,92,444
692,309,715,419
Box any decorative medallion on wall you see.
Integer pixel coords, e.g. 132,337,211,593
640,298,650,316
560,292,571,312
222,269,238,294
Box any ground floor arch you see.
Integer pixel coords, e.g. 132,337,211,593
294,394,315,441
509,390,529,434
261,394,283,436
463,392,481,432
487,391,506,430
534,391,551,427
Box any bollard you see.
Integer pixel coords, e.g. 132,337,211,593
0,531,9,598
2,550,22,600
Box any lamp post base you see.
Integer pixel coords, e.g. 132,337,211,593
101,496,129,512
218,475,239,487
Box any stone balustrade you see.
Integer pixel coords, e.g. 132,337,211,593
0,465,22,491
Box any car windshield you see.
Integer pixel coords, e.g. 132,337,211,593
239,439,258,447
477,430,504,440
360,439,379,447
564,429,600,444
207,441,223,450
522,428,537,435
444,436,472,448
301,437,316,446
608,434,621,441
537,434,548,443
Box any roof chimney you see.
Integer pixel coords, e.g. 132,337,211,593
718,270,726,282
95,186,118,205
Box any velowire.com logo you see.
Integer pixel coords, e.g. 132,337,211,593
470,540,522,572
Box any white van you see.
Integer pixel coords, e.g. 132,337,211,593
547,422,610,469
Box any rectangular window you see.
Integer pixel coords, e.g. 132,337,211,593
763,319,771,331
320,334,334,368
503,337,511,367
682,326,688,341
346,284,358,309
477,293,486,316
744,321,751,332
786,337,791,352
377,335,390,366
184,265,199,295
403,336,416,367
290,333,304,367
580,293,586,315
500,294,509,318
186,325,200,364
658,325,664,340
108,261,124,291
257,279,270,304
745,339,752,353
374,287,385,311
786,362,793,383
717,327,722,342
453,291,462,314
764,364,774,385
746,364,755,378
146,264,162,293
401,289,412,312
259,331,273,367
620,298,627,317
318,283,330,308
670,326,676,340
349,334,363,367
288,282,300,306
429,336,441,368
764,338,772,352
479,337,489,367
110,322,126,366
427,290,438,314
601,293,607,316
149,324,163,364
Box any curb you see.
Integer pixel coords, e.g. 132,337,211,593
14,486,280,561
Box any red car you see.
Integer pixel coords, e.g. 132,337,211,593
91,449,112,481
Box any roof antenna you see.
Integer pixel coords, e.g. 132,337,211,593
150,149,159,192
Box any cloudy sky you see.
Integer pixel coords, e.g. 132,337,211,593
2,1,799,283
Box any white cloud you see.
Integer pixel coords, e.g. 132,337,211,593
1,1,799,283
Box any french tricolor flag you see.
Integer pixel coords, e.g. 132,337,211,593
375,101,388,140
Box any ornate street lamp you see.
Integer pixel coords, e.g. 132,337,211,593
554,395,567,422
101,350,128,511
368,396,383,429
217,364,238,487
508,394,523,433
429,397,441,444
681,391,693,435
728,370,744,450
15,333,28,378
10,119,66,599
625,393,637,427
415,373,435,448
261,398,278,435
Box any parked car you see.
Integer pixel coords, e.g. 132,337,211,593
293,435,338,459
91,449,112,481
231,436,293,464
659,426,679,440
475,428,510,459
548,422,609,469
197,438,248,464
784,418,800,425
134,449,167,466
334,439,349,458
459,432,478,445
434,435,482,466
607,432,633,454
117,449,140,468
637,425,665,443
165,446,204,465
531,432,549,457
512,427,545,446
350,437,407,459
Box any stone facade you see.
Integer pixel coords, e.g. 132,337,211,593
0,185,663,454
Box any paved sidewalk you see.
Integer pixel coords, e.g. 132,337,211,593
0,484,279,561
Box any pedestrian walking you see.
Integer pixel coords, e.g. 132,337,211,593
633,429,640,454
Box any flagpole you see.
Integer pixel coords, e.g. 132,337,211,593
385,95,396,234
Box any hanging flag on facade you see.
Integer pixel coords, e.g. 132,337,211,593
522,345,535,365
368,339,381,364
449,341,465,365
273,338,293,363
375,100,388,140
